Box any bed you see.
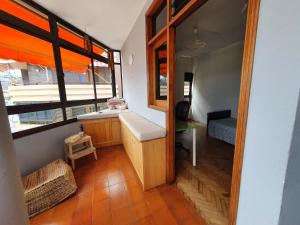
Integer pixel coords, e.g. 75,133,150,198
207,110,237,145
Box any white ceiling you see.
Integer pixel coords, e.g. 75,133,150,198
176,0,247,58
33,0,147,49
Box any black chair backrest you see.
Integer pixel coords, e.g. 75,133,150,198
175,101,190,121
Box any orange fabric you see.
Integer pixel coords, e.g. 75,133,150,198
93,44,105,56
58,26,84,48
159,63,167,75
1,0,50,31
158,50,167,59
0,25,90,73
60,48,90,73
0,0,103,55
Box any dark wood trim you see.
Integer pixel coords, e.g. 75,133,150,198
22,0,111,51
12,119,77,139
0,11,53,42
49,14,67,120
7,102,63,115
91,58,98,109
117,50,124,97
110,51,117,97
169,0,208,27
229,1,261,225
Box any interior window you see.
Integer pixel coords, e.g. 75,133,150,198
171,0,191,17
152,2,167,37
155,43,167,100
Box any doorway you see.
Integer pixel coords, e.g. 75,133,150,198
145,1,261,224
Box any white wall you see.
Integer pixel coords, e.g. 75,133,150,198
175,56,194,104
191,42,243,124
14,122,81,176
121,0,166,128
236,1,300,225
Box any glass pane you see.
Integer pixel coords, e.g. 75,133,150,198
0,25,59,106
9,109,63,133
152,2,167,37
172,0,191,17
60,48,95,101
113,51,121,63
155,43,167,100
93,43,108,58
58,23,84,48
66,104,96,119
93,59,113,99
97,102,108,111
114,64,122,98
1,0,50,31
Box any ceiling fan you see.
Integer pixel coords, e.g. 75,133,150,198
185,26,220,50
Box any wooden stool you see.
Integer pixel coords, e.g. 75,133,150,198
64,134,97,170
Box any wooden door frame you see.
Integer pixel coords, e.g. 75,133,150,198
146,0,261,224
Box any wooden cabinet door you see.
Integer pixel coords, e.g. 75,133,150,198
111,118,121,144
82,119,111,148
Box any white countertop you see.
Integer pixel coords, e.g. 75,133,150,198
77,109,130,120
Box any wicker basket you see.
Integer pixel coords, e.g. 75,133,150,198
22,159,77,217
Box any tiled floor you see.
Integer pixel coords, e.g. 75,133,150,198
30,145,207,225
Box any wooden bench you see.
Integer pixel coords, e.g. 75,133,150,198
119,112,166,190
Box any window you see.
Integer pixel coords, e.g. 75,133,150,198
66,104,96,120
0,25,59,106
171,0,191,17
97,102,108,111
58,23,84,48
113,51,121,64
9,109,63,133
0,0,120,138
155,43,167,100
1,0,50,31
93,59,113,99
114,64,123,97
60,48,94,101
152,2,167,37
184,72,193,102
93,43,108,58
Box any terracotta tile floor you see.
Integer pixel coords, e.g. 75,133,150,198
30,145,206,225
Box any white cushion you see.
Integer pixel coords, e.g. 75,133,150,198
119,112,166,141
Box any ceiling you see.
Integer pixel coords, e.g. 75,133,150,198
176,0,247,58
33,0,147,49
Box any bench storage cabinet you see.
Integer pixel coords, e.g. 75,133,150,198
81,117,122,148
119,112,166,190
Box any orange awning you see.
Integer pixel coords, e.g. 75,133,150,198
1,0,104,71
0,0,50,31
0,24,91,73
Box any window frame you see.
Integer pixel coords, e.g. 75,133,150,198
0,0,120,139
